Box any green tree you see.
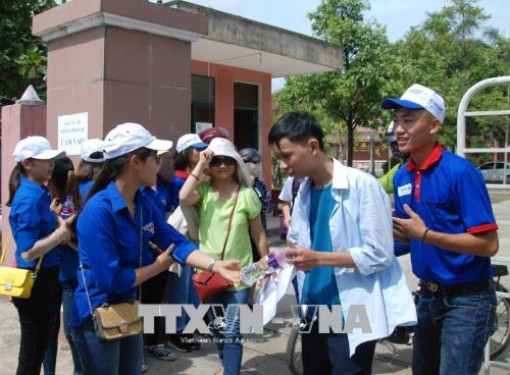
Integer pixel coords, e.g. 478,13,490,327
0,0,58,103
277,0,391,166
388,0,509,150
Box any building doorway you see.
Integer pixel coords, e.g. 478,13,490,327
234,83,258,150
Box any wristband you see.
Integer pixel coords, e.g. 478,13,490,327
420,227,430,243
190,173,200,182
207,259,217,272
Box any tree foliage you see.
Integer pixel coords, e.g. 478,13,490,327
0,0,57,104
277,0,391,166
276,0,510,166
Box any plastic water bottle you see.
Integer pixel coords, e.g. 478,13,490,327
61,195,75,220
240,250,289,286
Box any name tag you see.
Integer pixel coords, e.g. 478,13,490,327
397,183,412,197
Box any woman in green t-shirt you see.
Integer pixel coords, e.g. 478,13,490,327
180,137,269,375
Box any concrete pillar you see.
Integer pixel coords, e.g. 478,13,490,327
32,0,207,152
1,86,47,265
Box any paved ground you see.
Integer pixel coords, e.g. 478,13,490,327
2,195,510,374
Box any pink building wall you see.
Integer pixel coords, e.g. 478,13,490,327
192,61,273,185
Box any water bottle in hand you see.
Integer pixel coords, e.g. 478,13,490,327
61,195,75,220
240,250,289,286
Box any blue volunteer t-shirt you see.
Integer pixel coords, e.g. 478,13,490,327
301,184,340,306
393,143,498,285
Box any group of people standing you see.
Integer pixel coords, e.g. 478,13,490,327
4,83,500,375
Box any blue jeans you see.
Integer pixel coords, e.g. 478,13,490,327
301,320,376,375
207,288,250,375
71,319,142,375
61,281,83,374
412,284,497,375
164,265,199,331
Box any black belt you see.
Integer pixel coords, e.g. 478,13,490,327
419,279,491,296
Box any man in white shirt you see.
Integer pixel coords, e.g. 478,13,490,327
268,112,416,375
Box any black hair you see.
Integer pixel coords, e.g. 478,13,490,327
71,147,154,235
6,163,26,207
173,149,191,171
85,147,154,200
49,157,74,199
75,160,104,184
49,156,82,213
268,112,324,150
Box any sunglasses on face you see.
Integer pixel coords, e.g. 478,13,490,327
210,156,236,167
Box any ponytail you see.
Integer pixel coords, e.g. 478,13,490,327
71,147,154,235
6,163,25,207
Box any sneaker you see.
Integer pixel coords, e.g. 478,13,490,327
141,356,148,373
166,334,195,353
146,345,177,361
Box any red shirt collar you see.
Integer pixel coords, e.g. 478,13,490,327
174,170,189,179
406,142,443,171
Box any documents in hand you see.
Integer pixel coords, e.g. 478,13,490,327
255,264,296,325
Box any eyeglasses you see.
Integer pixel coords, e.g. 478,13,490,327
210,156,236,167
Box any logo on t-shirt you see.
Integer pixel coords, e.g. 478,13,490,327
143,222,155,234
397,183,412,197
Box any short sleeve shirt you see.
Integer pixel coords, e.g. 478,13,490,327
393,144,498,284
196,184,261,277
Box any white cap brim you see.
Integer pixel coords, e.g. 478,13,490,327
32,150,66,161
146,139,173,153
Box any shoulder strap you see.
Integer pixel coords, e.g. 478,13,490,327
1,231,44,274
219,184,240,261
80,206,144,314
0,233,10,265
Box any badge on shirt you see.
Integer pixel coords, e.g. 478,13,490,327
397,183,412,197
143,222,155,234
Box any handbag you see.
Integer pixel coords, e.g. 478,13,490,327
92,301,142,340
192,185,239,301
80,208,144,340
192,270,232,301
0,234,44,299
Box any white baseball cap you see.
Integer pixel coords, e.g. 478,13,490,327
381,84,446,124
103,122,173,160
80,138,105,163
13,136,65,162
176,133,208,154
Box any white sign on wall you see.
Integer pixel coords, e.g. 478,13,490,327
196,122,212,134
58,112,88,155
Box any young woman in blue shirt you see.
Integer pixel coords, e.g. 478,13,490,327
7,136,72,375
71,123,240,375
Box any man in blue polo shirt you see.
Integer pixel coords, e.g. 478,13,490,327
384,84,499,375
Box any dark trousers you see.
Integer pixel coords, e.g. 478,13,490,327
141,270,169,346
12,266,61,375
301,320,377,375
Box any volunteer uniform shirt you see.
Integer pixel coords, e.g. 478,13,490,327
9,177,59,269
72,181,197,325
393,143,498,284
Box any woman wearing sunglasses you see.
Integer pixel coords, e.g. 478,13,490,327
180,138,269,375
